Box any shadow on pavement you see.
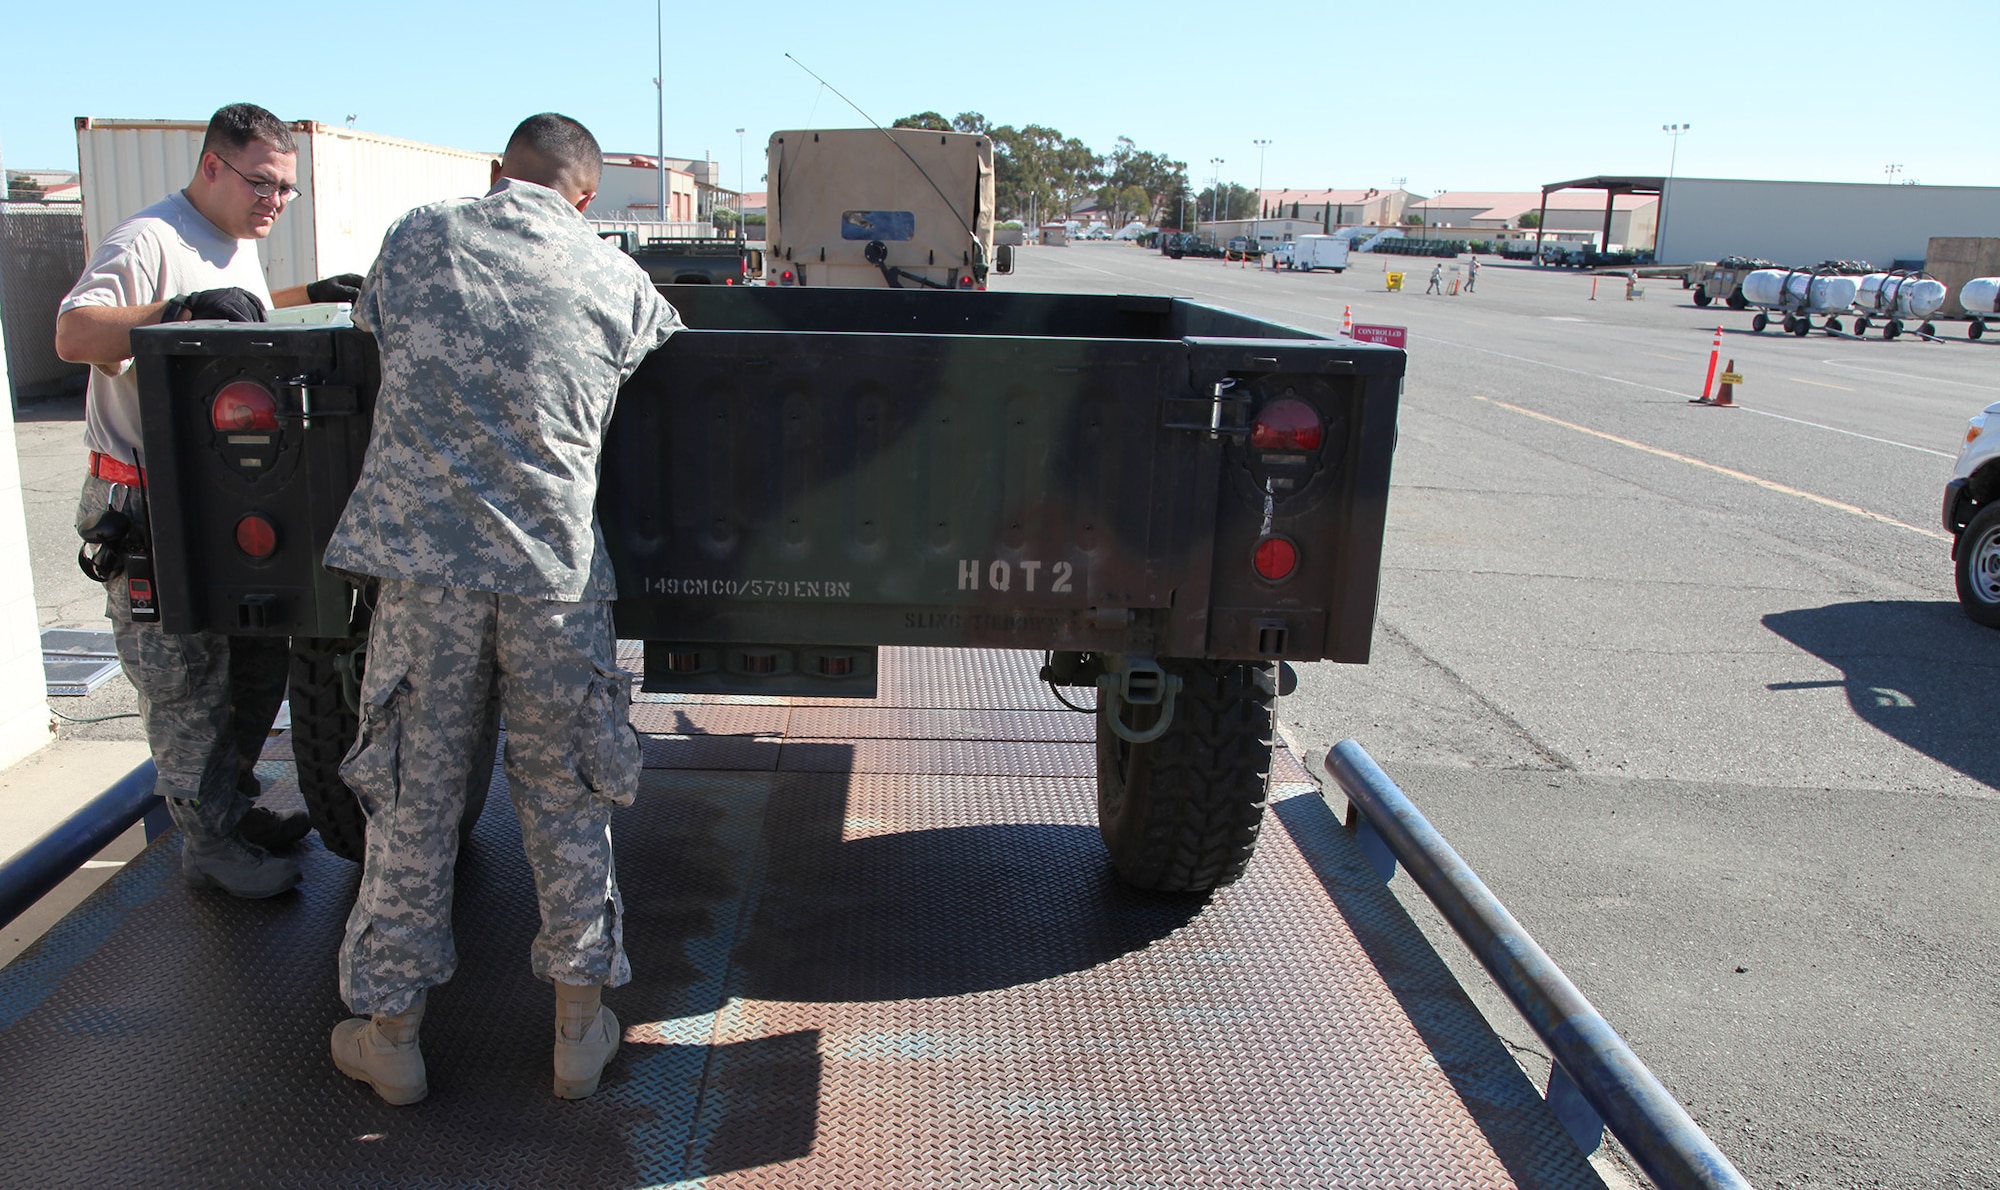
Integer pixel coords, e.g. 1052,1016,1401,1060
1763,599,2000,792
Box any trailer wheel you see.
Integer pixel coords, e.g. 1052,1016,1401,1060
1826,316,1843,334
1854,317,1870,335
1692,289,1711,307
1096,659,1275,892
289,636,498,864
1752,313,1768,332
1793,317,1811,337
1920,322,1937,338
1956,503,2000,628
1780,314,1796,333
1887,320,1903,340
1727,289,1749,310
1972,321,1986,341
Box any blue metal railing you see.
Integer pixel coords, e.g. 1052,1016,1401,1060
1324,739,1755,1190
0,760,164,932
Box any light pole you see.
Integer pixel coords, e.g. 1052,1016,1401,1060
1253,138,1271,219
654,0,666,225
1659,122,1690,262
735,127,746,240
1209,157,1224,228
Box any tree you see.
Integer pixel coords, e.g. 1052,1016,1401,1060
1515,210,1542,229
892,117,1183,229
1100,137,1186,225
1194,182,1260,222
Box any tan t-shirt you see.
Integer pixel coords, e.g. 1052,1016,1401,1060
59,190,273,464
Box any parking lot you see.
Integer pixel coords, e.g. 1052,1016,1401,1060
11,243,1995,1189
993,241,1999,1190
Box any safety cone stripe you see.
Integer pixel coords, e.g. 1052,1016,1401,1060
1693,326,1722,403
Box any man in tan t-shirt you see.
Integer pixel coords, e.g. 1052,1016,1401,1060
56,102,362,899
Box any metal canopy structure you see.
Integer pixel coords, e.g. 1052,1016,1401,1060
1535,175,1665,255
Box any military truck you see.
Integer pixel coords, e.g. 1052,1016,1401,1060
762,128,1010,289
598,232,763,286
1685,256,1779,309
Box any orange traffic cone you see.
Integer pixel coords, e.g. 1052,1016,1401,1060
1342,305,1353,336
1714,359,1737,407
1691,326,1722,403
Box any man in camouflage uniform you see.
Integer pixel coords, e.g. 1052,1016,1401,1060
54,103,361,899
324,113,681,1105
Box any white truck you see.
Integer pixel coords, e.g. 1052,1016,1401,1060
1283,234,1349,273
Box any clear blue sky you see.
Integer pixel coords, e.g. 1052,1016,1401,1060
4,1,1992,196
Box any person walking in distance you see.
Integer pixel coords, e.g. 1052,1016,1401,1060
1464,256,1478,293
324,113,682,1106
1426,262,1443,294
54,103,364,899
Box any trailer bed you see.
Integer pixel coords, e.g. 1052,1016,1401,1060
0,648,1600,1189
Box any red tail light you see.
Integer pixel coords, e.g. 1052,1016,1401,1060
959,275,975,289
780,270,796,286
1253,536,1298,581
212,381,279,432
1250,398,1323,451
235,514,278,559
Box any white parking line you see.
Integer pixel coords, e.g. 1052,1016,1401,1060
1420,334,1955,458
1473,395,1949,541
1818,359,2000,393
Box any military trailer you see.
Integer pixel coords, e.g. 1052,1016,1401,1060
128,284,1402,892
762,128,1009,290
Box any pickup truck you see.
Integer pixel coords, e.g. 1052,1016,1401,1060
129,285,1402,892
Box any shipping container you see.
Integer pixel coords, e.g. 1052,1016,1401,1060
74,118,495,292
1926,237,2000,318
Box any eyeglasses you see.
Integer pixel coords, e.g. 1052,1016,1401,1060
216,155,303,202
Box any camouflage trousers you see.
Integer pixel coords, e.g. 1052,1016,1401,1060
337,579,640,1018
77,476,289,843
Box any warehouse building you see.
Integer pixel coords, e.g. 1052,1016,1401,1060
1547,175,2000,269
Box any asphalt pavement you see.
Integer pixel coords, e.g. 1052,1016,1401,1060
8,246,1994,1187
997,242,1998,1190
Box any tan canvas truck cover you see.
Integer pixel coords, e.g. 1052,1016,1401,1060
765,128,995,288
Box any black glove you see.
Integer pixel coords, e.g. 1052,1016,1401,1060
306,273,366,304
162,287,268,323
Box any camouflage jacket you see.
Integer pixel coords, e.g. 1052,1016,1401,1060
326,178,681,601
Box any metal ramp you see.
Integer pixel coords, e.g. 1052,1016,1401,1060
0,648,1601,1189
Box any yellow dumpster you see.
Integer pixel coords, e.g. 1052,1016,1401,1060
1386,272,1405,292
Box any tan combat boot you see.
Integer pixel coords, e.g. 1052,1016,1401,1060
552,981,619,1099
331,991,428,1105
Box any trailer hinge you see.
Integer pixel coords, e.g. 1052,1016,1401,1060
278,375,359,427
1162,377,1251,439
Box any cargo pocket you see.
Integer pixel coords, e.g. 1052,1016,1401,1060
340,671,410,819
114,620,193,704
575,661,640,807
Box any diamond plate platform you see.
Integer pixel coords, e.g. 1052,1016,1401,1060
0,648,1602,1189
